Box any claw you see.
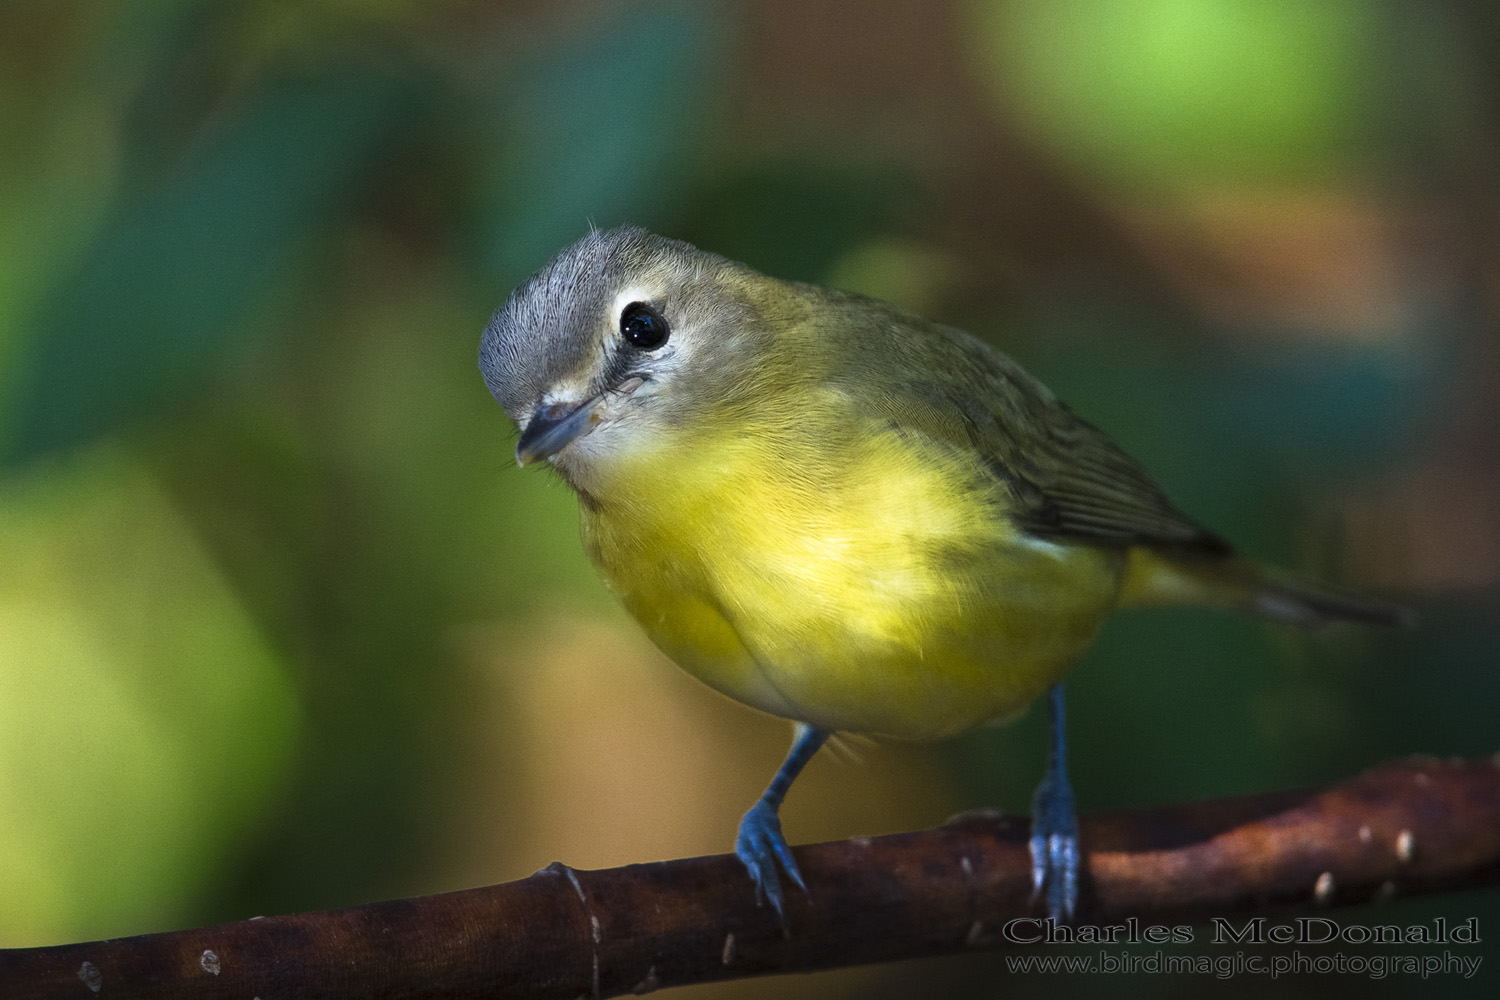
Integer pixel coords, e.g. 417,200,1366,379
1028,832,1048,898
735,799,803,921
733,724,828,928
1029,779,1080,921
1030,828,1079,922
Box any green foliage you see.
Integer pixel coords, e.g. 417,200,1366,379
0,449,298,943
968,0,1464,189
473,1,728,281
3,66,433,463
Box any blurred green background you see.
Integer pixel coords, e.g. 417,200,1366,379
1,1,1497,997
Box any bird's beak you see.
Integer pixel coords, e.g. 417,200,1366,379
516,396,601,466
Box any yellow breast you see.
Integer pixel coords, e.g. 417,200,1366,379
579,395,1125,740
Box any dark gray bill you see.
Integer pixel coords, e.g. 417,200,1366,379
515,398,600,466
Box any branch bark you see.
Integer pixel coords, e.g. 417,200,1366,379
3,754,1498,998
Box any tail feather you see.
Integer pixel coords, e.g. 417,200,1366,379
1244,565,1416,628
1121,548,1415,628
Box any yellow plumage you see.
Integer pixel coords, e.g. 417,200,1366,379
581,394,1123,740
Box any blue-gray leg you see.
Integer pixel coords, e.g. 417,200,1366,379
1029,683,1080,921
735,723,829,921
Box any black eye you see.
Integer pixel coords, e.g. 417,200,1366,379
620,302,669,349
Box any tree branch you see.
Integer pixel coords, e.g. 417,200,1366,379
4,755,1498,998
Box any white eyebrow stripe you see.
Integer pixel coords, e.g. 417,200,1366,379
610,285,662,320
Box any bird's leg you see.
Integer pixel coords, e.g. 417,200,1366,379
1029,683,1080,922
735,722,828,923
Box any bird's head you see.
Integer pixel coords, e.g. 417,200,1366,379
480,227,789,483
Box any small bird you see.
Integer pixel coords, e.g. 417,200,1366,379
478,226,1409,923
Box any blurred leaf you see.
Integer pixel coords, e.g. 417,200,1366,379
113,0,245,184
0,447,300,945
1020,307,1435,498
970,0,1389,188
472,0,728,282
1,63,432,466
679,165,918,283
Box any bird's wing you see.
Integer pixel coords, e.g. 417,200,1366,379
839,303,1230,555
974,392,1231,553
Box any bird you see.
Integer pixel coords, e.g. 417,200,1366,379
477,225,1410,924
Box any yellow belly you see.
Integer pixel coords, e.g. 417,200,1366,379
579,418,1125,740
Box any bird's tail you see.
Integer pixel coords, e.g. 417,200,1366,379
1120,548,1415,628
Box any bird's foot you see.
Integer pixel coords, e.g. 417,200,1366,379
1029,770,1080,923
735,798,804,923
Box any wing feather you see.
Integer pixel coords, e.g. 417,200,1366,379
813,288,1230,555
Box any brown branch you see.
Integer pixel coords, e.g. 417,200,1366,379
3,754,1498,998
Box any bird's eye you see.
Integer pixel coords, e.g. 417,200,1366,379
620,302,670,350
